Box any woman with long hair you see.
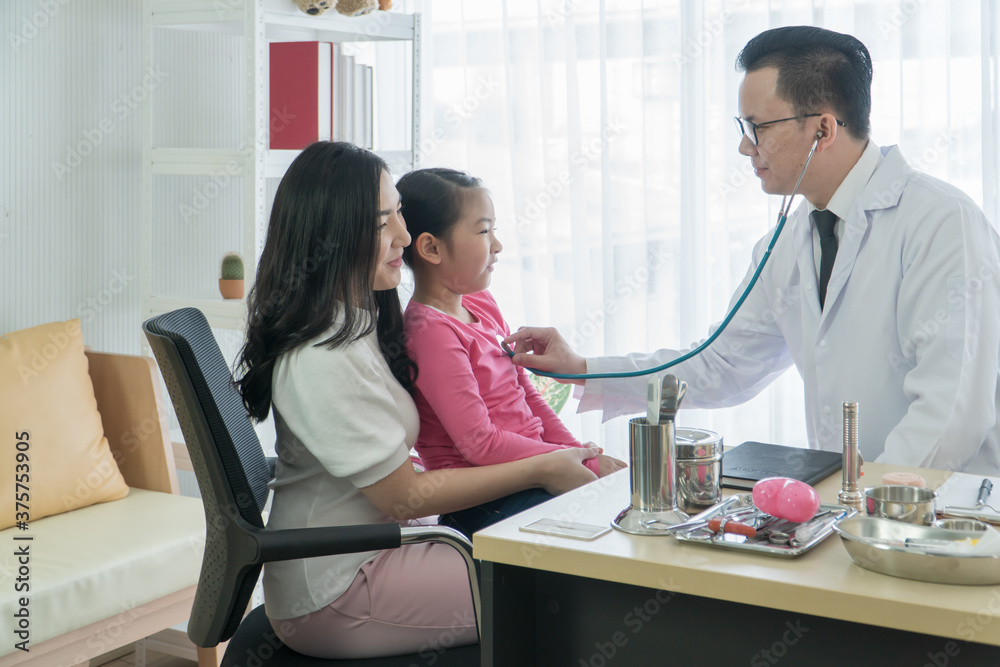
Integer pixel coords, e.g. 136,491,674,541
236,141,597,659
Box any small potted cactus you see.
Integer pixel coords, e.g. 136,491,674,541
218,252,244,299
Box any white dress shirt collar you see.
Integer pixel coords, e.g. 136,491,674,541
808,139,881,221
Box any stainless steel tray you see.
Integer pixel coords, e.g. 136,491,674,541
672,493,856,558
833,516,1000,585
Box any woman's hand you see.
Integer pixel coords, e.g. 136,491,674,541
534,446,599,495
503,326,588,384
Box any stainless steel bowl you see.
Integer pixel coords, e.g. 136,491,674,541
833,516,1000,585
933,518,990,532
864,484,937,525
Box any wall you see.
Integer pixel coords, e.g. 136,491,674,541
1,1,281,459
2,0,144,354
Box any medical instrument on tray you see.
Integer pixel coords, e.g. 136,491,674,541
943,478,999,517
976,478,995,511
522,133,823,381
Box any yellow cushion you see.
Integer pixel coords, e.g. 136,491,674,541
0,319,128,530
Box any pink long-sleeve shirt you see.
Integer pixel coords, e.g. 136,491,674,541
403,291,599,475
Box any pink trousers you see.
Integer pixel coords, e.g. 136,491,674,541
269,542,477,659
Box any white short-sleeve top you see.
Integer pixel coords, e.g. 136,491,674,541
262,315,419,620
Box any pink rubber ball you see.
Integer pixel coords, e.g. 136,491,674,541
752,477,821,523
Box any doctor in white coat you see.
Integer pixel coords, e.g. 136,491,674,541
505,26,1000,475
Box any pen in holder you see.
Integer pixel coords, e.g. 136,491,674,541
612,375,691,535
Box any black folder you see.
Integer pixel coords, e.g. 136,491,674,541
721,441,842,490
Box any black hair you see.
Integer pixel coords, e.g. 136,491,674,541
736,26,873,140
237,141,416,422
395,167,484,268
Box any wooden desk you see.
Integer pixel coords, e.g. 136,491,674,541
474,462,1000,666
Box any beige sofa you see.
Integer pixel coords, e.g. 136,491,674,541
0,352,217,667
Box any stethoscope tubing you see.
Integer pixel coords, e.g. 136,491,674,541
525,137,821,381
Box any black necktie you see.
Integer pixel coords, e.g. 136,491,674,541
812,209,839,310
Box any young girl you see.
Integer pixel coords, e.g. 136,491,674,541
236,143,598,660
397,168,626,537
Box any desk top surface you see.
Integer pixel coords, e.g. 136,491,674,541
473,460,1000,646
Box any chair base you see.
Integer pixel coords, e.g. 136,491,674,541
221,606,480,667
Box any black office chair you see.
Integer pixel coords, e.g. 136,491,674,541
142,308,481,667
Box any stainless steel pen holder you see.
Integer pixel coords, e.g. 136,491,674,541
612,416,691,535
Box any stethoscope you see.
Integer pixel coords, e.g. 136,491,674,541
514,133,823,381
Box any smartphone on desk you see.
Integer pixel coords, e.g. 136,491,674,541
519,517,611,540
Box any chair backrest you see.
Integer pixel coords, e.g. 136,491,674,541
142,308,272,647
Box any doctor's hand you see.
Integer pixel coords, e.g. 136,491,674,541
503,326,588,385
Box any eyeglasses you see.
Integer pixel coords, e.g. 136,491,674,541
733,114,846,146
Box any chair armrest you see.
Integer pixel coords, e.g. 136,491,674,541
255,523,403,563
401,525,481,639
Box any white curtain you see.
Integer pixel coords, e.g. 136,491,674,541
417,0,1000,459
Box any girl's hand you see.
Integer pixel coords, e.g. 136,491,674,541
596,453,628,477
502,326,588,384
535,446,599,495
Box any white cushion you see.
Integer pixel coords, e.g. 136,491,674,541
0,488,205,656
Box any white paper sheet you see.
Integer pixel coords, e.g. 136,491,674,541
935,472,1000,522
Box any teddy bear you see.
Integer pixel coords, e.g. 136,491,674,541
335,0,378,16
294,0,335,16
294,0,391,17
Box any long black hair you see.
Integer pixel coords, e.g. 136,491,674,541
395,167,484,267
237,141,416,422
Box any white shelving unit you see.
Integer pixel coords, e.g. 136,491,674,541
140,0,421,332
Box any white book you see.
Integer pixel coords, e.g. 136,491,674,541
363,65,373,149
317,43,332,141
339,54,355,143
331,43,341,141
354,62,365,148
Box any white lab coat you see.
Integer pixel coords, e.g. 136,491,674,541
580,145,1000,475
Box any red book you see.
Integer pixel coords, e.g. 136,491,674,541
269,41,333,150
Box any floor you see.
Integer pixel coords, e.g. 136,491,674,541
94,647,198,667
